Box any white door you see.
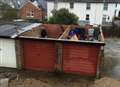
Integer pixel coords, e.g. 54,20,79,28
0,38,16,68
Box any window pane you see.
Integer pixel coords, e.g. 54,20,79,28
103,3,108,10
102,15,107,22
86,14,90,20
86,3,90,10
70,2,74,9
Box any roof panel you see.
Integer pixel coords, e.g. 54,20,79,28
0,25,17,37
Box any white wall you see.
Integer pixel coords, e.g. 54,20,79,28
103,4,115,22
47,1,120,25
116,4,120,16
47,2,54,18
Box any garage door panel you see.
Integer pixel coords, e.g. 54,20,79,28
22,40,55,71
62,43,99,76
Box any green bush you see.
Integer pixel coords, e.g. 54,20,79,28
48,8,79,24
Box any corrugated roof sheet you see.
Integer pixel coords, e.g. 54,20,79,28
0,25,17,37
0,21,32,29
12,21,33,29
11,23,41,38
0,21,40,38
47,0,120,3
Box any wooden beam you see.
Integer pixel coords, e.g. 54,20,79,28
55,42,62,71
59,25,71,39
99,26,105,42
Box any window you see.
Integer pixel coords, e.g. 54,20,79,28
102,15,107,22
27,11,34,18
86,14,90,20
54,1,58,9
103,3,108,10
70,2,74,9
86,3,91,10
115,3,117,7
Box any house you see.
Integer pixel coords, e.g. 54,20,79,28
47,0,120,25
19,0,46,21
0,22,41,68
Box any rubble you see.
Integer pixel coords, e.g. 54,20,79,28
90,77,120,87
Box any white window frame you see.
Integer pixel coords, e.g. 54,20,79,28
103,3,108,11
26,11,34,18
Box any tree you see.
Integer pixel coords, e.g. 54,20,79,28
48,8,79,24
0,2,18,20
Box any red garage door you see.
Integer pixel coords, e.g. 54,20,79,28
22,40,55,72
62,43,100,76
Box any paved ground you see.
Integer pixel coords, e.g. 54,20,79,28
102,38,120,79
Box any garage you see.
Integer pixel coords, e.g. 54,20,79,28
0,24,18,68
0,38,17,68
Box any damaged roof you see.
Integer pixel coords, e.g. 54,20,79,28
47,0,120,3
0,21,41,38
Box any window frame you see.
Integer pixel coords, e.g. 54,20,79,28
26,11,34,18
86,3,91,10
103,3,108,11
86,14,90,21
102,14,107,22
70,2,74,9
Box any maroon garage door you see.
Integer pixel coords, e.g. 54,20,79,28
62,43,100,76
22,39,55,72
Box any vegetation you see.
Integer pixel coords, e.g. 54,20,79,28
48,8,79,24
0,1,18,20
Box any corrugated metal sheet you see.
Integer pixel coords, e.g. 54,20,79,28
0,22,34,37
0,38,16,68
0,25,17,37
22,39,55,71
62,43,100,76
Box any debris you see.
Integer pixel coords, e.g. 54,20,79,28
91,77,120,87
70,34,78,41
